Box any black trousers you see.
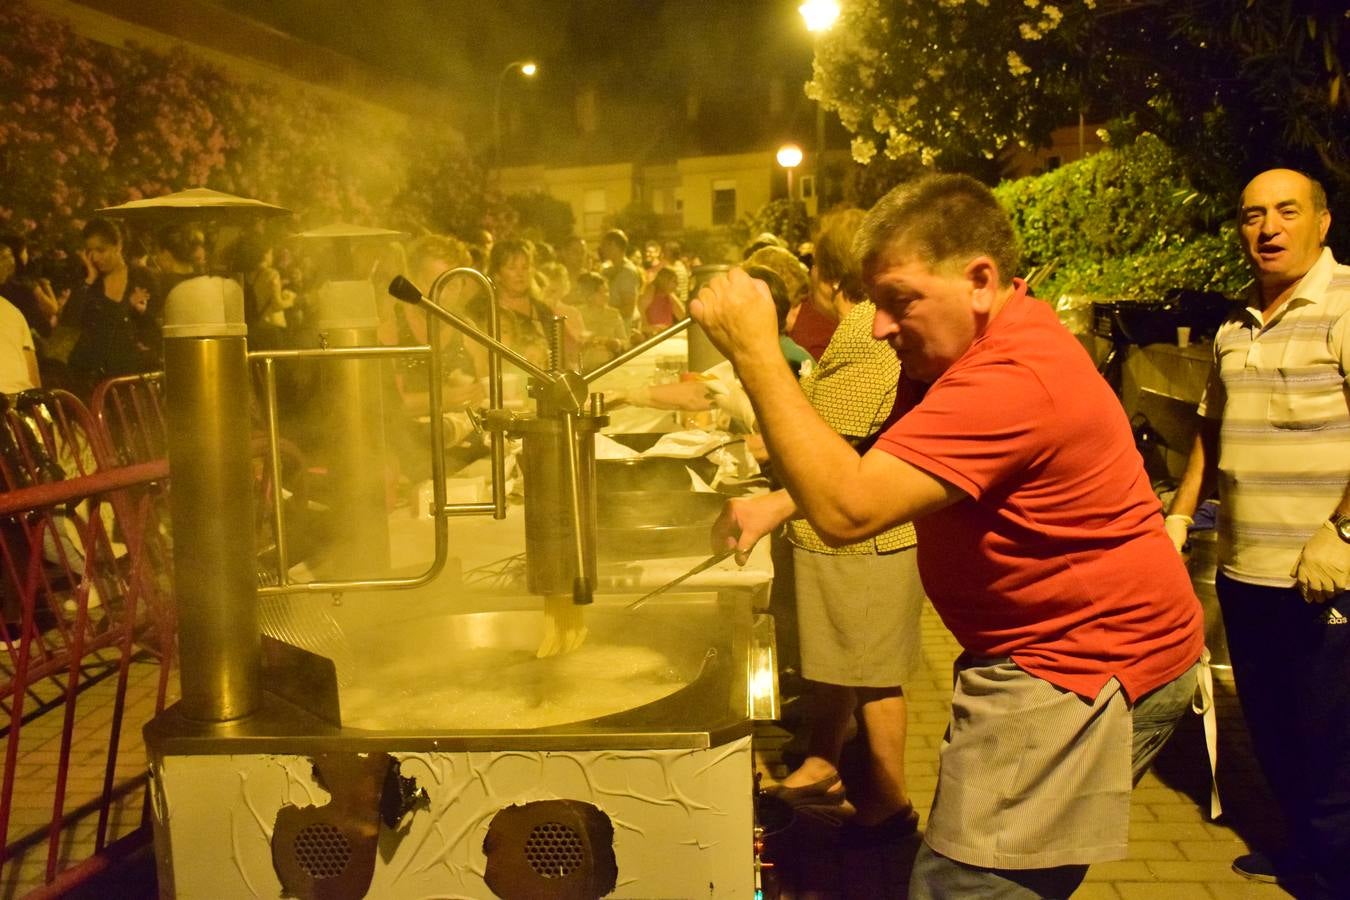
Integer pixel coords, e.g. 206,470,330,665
1216,573,1350,898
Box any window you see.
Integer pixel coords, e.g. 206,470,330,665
800,175,816,200
712,179,737,226
583,188,607,234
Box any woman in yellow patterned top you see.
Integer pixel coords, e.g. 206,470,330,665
746,209,924,840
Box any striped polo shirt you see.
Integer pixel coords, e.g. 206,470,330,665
1197,247,1350,586
788,299,917,555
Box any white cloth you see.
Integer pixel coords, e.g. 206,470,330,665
0,295,36,395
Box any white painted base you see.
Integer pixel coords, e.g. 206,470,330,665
151,736,754,898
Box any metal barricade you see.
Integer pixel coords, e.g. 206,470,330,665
0,388,175,896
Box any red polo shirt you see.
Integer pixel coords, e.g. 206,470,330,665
874,283,1203,700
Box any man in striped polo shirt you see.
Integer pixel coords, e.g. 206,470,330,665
1168,168,1350,897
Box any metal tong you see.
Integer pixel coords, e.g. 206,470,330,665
625,550,736,611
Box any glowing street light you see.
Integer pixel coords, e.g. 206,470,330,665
800,0,838,208
777,143,803,201
799,0,840,33
493,60,539,177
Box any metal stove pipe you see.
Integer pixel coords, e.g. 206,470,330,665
314,280,390,578
161,276,261,722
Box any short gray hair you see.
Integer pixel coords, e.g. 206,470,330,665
855,174,1020,286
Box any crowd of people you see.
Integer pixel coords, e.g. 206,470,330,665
0,217,720,406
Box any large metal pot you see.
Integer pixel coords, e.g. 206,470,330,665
596,456,718,492
596,432,720,492
597,489,726,559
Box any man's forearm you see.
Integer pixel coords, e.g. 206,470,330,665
1168,419,1219,519
736,354,860,507
692,268,960,542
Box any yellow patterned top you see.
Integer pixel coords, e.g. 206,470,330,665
788,300,918,555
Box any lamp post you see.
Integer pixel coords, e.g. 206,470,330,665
492,60,538,178
777,143,804,204
799,1,839,208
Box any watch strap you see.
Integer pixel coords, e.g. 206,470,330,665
1331,513,1350,543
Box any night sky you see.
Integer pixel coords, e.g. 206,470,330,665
216,0,824,163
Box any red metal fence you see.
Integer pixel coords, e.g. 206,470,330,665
0,382,176,896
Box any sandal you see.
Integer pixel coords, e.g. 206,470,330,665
759,772,855,827
761,771,842,804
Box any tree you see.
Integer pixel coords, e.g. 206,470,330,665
505,191,575,247
807,0,1095,175
610,202,663,248
993,134,1249,300
743,199,812,251
387,125,490,238
809,2,1348,203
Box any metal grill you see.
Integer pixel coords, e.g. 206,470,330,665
523,821,584,878
293,822,351,880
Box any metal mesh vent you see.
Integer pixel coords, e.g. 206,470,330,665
523,821,585,878
293,822,351,880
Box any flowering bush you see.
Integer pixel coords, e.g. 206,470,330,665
807,0,1092,171
0,2,484,247
994,135,1249,300
810,1,1347,211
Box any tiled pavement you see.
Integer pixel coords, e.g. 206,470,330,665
755,604,1294,899
0,649,168,900
4,603,1294,898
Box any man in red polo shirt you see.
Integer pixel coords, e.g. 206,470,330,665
693,174,1203,899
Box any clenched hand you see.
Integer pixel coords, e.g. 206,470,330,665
689,268,782,367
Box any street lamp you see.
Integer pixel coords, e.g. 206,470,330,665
777,143,803,202
799,0,839,32
800,1,838,207
492,60,538,177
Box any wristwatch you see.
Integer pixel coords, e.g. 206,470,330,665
1332,513,1350,543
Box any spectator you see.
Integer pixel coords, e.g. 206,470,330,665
742,231,786,259
788,213,848,359
695,174,1203,898
1166,167,1350,895
482,238,552,370
576,271,629,369
537,261,586,361
380,235,483,484
67,218,159,393
233,235,290,342
0,233,60,338
151,224,203,318
641,240,663,285
662,239,691,302
745,245,813,374
558,235,589,284
122,265,161,371
124,235,149,269
598,229,642,326
390,234,483,412
0,243,40,394
736,212,922,841
636,266,684,335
